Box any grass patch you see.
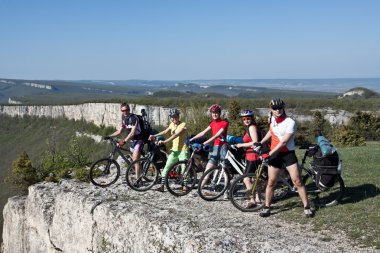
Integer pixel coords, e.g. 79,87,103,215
277,142,380,249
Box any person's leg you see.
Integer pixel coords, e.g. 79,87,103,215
264,166,281,207
156,151,179,191
286,163,309,208
132,140,143,178
201,146,219,188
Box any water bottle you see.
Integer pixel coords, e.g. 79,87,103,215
226,134,243,144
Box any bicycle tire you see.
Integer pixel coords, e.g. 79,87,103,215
303,173,345,207
198,166,230,201
126,158,159,191
165,160,197,197
229,173,264,212
89,158,120,187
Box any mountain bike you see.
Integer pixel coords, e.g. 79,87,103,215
197,144,246,201
164,142,209,197
125,138,168,191
229,145,345,212
88,136,134,187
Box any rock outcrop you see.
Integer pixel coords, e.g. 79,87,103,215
0,103,352,127
2,180,376,253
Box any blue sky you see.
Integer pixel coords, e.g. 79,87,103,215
0,0,379,80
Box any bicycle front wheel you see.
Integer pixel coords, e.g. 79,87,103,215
89,158,120,187
165,160,197,197
126,158,159,191
229,173,265,212
198,167,230,201
304,174,345,207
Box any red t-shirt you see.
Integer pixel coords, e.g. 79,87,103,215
243,125,259,161
209,119,228,146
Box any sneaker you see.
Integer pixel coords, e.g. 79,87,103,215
156,185,165,192
245,201,257,209
223,192,229,200
259,206,271,217
304,208,314,218
181,186,188,192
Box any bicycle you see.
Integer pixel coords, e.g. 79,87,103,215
164,142,209,197
229,145,345,212
88,136,134,187
125,138,168,191
197,144,246,201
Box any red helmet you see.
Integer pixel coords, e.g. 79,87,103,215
209,104,222,113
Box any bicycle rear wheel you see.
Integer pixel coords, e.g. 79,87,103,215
229,173,264,212
126,158,159,191
304,174,345,207
89,158,120,187
165,160,197,197
198,167,230,201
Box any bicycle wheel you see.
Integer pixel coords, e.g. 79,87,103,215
126,158,159,191
89,158,120,187
304,174,345,207
229,173,264,212
198,167,230,201
165,160,197,197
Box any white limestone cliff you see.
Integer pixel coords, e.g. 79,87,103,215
2,180,374,253
0,103,351,126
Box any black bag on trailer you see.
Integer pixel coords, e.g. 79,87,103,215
313,148,340,188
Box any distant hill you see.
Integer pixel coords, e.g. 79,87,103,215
0,78,341,105
338,87,379,99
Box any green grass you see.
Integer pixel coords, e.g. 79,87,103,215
277,142,380,249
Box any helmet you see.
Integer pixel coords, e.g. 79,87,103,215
209,104,222,113
168,108,180,118
239,109,254,117
269,98,285,109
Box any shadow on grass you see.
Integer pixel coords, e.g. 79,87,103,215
340,184,380,204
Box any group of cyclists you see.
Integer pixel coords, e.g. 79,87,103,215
108,99,315,218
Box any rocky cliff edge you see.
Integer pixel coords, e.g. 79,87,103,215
2,180,377,253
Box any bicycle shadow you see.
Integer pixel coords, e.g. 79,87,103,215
267,183,380,216
340,184,380,204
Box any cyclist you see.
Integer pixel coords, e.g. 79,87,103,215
235,109,262,208
257,98,314,218
189,104,229,194
108,102,144,178
150,108,188,192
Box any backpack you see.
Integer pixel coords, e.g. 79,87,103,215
136,114,152,142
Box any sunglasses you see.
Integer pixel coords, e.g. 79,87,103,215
242,117,252,121
271,106,283,110
121,109,129,112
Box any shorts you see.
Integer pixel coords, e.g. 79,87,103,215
130,140,144,153
244,160,261,174
208,144,227,166
268,150,298,169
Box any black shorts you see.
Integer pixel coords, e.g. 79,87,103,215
268,151,298,169
244,160,261,174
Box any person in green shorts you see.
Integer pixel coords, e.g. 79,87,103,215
150,108,188,192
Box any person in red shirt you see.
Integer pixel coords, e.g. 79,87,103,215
236,109,262,207
190,104,229,174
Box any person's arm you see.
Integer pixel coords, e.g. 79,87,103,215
109,128,123,137
161,126,186,144
260,130,271,145
203,127,225,145
151,126,170,139
189,126,211,142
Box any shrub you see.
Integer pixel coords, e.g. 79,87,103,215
10,151,38,190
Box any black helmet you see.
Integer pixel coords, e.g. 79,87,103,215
269,98,285,110
168,108,180,117
239,109,254,117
